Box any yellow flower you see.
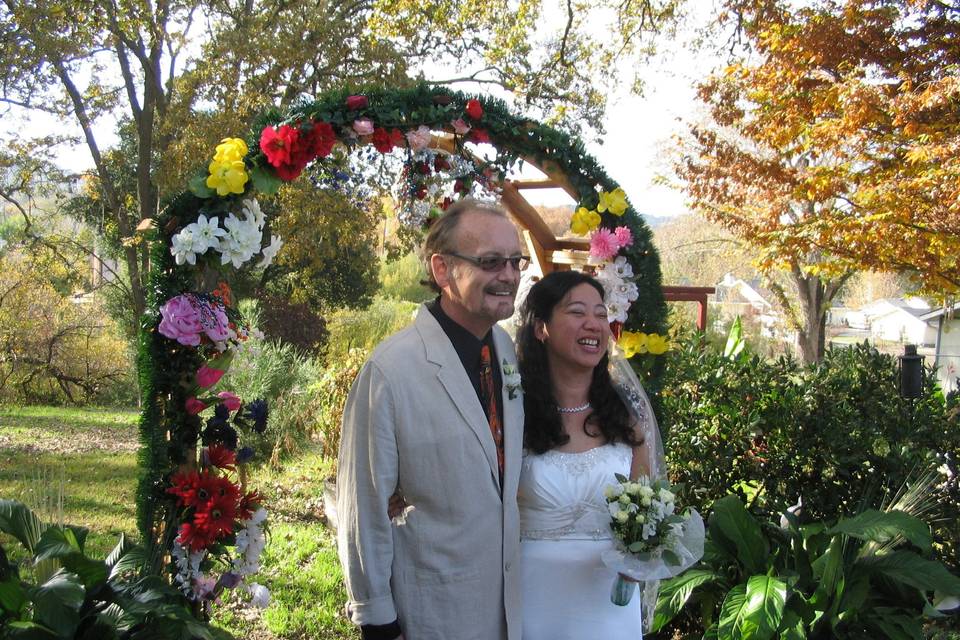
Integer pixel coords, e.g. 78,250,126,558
647,333,670,355
206,159,249,196
597,188,628,216
213,137,248,164
570,207,601,236
619,331,648,358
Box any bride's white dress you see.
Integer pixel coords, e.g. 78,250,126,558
518,442,643,639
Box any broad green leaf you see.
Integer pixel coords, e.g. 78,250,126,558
105,533,134,568
652,569,719,632
0,500,46,555
742,575,787,640
0,577,27,614
811,535,844,599
859,551,960,595
34,526,82,562
718,583,749,639
829,510,931,552
867,607,924,640
188,173,215,198
4,620,60,639
61,553,107,589
250,164,281,195
778,608,807,640
710,495,767,574
724,316,745,360
703,623,719,640
30,569,84,638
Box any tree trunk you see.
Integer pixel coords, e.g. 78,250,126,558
789,264,851,365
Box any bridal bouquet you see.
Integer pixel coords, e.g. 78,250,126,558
601,474,704,605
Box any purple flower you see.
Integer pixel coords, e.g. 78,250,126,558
245,399,269,434
158,295,203,346
237,446,256,463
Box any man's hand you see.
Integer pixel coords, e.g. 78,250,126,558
387,492,408,519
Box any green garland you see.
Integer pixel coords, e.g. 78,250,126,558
137,82,667,562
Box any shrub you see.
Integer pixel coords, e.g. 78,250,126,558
323,296,417,362
653,495,960,638
378,252,434,304
659,334,960,566
312,348,369,468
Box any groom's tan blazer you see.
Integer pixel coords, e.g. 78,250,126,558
337,305,523,640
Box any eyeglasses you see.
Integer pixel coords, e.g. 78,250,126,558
445,253,530,272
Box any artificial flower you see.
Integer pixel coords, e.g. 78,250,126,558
203,420,239,450
213,138,248,164
193,492,238,540
597,188,628,216
236,446,255,464
238,490,264,521
589,228,619,260
619,331,649,358
177,521,216,552
434,154,451,172
186,397,207,415
570,207,601,236
465,98,483,120
159,295,204,346
258,234,283,269
614,226,633,248
372,127,395,152
196,365,226,389
170,228,200,266
646,333,670,355
206,159,248,196
248,583,271,608
406,125,433,151
609,256,635,279
219,213,263,268
204,444,237,471
218,391,242,412
345,95,368,110
244,399,269,433
212,282,233,307
451,118,471,135
469,128,491,144
307,121,337,158
352,118,375,136
259,125,297,168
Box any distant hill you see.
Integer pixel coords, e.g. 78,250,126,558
532,205,672,236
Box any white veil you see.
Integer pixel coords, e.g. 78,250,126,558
609,345,667,634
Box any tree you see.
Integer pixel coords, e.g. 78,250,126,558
707,0,960,297
652,213,754,288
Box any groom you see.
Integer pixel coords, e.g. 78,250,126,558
337,199,526,640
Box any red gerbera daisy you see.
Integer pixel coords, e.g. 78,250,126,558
238,489,264,521
177,521,216,552
193,492,238,541
205,444,236,471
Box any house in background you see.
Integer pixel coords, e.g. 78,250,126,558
919,302,960,393
712,273,792,341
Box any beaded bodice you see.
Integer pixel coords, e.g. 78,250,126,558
518,443,632,541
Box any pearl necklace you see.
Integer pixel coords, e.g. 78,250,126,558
557,402,592,414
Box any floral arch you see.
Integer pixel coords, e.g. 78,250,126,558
138,83,667,606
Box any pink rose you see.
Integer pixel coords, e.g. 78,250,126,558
345,95,368,110
158,295,203,346
352,118,374,136
451,118,471,135
196,365,225,389
203,304,230,343
186,397,207,415
405,125,433,151
218,391,242,412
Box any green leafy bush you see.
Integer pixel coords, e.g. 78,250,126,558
311,348,369,467
659,334,960,566
0,499,229,639
323,296,417,362
378,252,433,304
653,495,960,639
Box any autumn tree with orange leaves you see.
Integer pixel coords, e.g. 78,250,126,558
678,0,960,363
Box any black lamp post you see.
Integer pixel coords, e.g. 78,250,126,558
898,344,924,400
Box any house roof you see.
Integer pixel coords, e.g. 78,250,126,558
919,301,960,321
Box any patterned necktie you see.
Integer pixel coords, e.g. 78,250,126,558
479,344,505,483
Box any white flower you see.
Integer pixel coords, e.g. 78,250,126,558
658,488,675,503
242,198,265,230
611,256,634,279
614,281,639,303
258,234,283,268
639,486,655,499
190,214,227,253
615,510,630,523
248,507,268,526
604,484,624,500
642,523,657,540
220,213,263,268
171,228,199,265
606,300,629,323
248,583,271,608
608,502,623,517
501,359,522,399
618,493,631,506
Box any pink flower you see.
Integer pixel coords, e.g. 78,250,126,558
186,397,207,415
218,391,242,412
451,118,471,135
158,295,203,346
405,125,432,151
196,365,225,389
204,304,230,344
345,95,368,110
352,119,374,136
589,228,619,261
614,226,633,249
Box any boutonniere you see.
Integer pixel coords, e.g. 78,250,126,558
502,359,522,400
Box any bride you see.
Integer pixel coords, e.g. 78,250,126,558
515,270,664,639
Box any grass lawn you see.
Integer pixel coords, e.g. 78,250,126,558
0,404,358,640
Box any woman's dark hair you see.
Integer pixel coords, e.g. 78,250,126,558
516,270,639,454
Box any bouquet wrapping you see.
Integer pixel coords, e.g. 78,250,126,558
601,474,704,605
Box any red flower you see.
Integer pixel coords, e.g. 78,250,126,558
260,125,298,168
177,521,216,552
434,155,451,172
416,161,432,175
193,492,238,541
167,470,201,508
186,397,207,415
372,127,394,153
440,197,454,211
465,98,483,120
205,444,236,471
307,121,337,158
345,95,368,110
414,185,428,200
469,128,491,144
389,129,404,147
453,179,470,195
238,489,263,520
